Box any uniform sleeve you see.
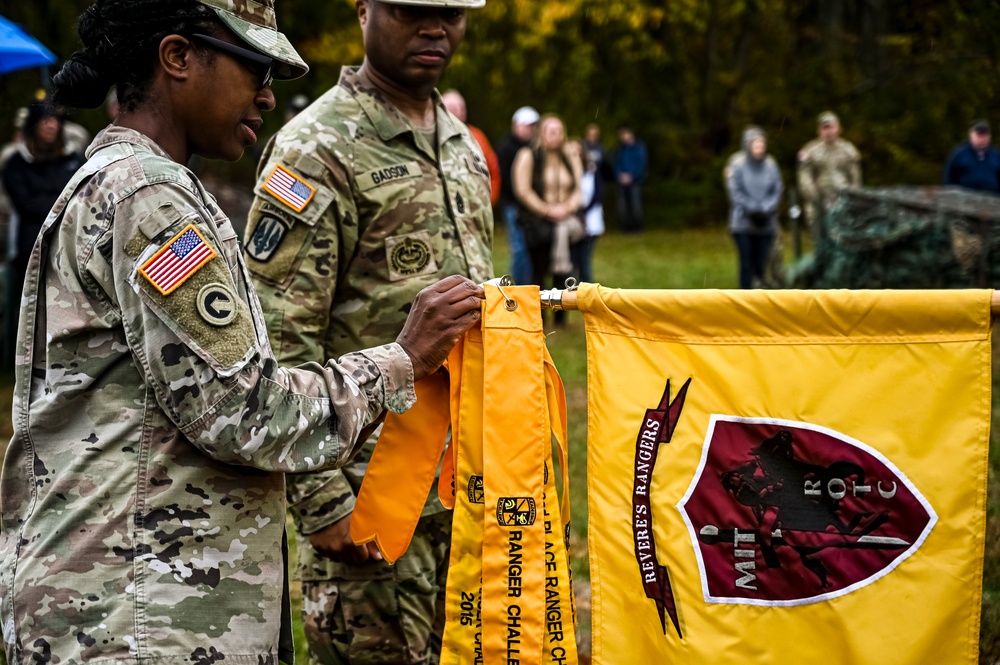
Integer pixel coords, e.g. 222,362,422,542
286,467,358,535
112,181,414,474
244,137,365,533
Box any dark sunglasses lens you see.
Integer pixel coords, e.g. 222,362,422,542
191,34,274,89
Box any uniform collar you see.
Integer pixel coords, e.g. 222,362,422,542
338,66,463,154
86,125,175,161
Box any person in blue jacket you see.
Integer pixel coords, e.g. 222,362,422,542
613,125,648,233
944,120,1000,194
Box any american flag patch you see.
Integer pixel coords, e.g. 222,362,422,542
263,164,316,213
139,224,217,296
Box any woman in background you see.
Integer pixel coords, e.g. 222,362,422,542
513,113,584,323
726,126,783,289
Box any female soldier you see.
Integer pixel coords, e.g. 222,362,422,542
0,1,483,663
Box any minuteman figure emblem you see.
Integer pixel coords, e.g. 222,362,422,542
678,416,936,606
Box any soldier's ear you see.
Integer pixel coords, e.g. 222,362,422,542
158,35,196,84
357,0,368,26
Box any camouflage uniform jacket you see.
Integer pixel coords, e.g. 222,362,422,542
797,137,863,208
245,66,493,580
0,126,417,665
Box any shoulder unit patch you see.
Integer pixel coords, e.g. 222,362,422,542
263,164,317,213
139,224,217,296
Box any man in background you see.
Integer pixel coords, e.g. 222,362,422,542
944,119,1000,195
496,105,538,285
443,89,500,205
797,111,862,238
244,0,493,662
613,125,648,233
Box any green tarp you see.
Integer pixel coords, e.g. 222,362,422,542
797,186,1000,289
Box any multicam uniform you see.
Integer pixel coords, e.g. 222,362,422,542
0,127,416,665
244,66,493,664
797,137,862,236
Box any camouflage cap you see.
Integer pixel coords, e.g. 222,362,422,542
378,0,487,7
196,0,309,80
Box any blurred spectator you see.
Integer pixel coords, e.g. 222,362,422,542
3,101,85,365
573,138,605,284
0,108,27,259
443,89,500,205
513,114,584,325
613,125,648,233
62,108,91,155
797,111,861,237
726,127,783,289
284,94,310,124
496,106,539,285
943,119,1000,195
582,123,614,182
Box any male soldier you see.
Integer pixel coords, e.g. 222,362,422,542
243,1,493,663
797,111,862,239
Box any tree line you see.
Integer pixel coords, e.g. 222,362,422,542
3,0,1000,224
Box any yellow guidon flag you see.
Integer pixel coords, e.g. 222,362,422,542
580,285,992,664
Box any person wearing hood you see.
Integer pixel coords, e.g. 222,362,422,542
726,126,783,289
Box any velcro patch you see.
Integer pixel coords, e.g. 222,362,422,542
246,214,290,263
197,283,240,326
263,164,317,213
139,224,217,296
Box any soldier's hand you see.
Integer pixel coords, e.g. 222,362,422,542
396,275,484,382
308,514,383,565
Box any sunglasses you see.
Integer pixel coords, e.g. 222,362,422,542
189,33,274,90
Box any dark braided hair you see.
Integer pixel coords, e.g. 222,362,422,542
52,0,223,111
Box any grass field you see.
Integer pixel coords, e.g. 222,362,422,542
1,224,998,661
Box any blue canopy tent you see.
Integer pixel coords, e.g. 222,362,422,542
0,15,56,75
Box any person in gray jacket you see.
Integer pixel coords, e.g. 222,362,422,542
726,126,783,289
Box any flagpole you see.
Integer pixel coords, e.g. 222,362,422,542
540,288,1000,315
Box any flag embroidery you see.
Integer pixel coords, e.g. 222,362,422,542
263,164,316,213
139,224,217,296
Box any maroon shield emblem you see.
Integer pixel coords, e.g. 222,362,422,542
678,416,936,605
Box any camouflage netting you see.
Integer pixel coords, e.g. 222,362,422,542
794,186,1000,289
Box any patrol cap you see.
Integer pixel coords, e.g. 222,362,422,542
818,111,840,127
971,119,991,134
377,0,487,7
195,0,309,80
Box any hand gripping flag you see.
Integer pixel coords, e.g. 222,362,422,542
351,285,577,665
580,285,992,665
